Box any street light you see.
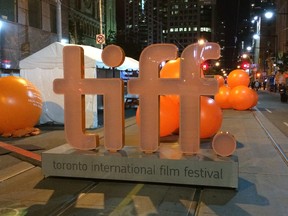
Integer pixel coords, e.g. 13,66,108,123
253,16,261,68
252,11,274,70
264,11,274,19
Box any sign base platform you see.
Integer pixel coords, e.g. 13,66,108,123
42,143,238,188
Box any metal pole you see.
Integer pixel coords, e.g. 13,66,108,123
56,0,62,42
99,0,103,49
254,17,261,69
274,35,278,62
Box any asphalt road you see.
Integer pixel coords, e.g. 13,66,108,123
256,90,288,138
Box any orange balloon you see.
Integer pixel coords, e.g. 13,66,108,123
227,69,250,89
160,58,180,78
160,57,205,78
229,85,255,111
215,85,232,109
160,58,180,103
136,96,179,137
214,75,225,87
200,96,223,138
251,89,258,107
0,76,43,133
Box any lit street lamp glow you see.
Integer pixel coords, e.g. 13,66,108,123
253,34,260,40
264,11,274,19
252,10,275,71
198,38,206,45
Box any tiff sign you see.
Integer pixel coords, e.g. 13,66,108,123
54,42,220,154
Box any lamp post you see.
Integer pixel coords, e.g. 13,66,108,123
253,16,261,69
252,11,276,73
56,0,62,42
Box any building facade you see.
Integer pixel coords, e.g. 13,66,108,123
275,0,288,62
0,0,116,76
249,0,277,76
119,0,217,58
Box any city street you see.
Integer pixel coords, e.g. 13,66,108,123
256,90,288,138
1,1,287,214
0,89,288,215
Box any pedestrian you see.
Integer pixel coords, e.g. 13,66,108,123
263,79,267,90
254,80,260,91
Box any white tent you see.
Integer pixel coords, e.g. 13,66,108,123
20,42,139,128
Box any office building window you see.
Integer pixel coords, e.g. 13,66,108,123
0,0,15,22
50,4,57,33
28,0,42,29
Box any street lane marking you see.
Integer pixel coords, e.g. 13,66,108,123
284,122,288,127
265,108,272,113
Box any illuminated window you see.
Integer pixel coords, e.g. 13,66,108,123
200,27,211,32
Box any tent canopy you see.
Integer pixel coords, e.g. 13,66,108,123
19,42,139,71
19,42,139,128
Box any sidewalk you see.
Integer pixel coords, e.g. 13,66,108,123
0,107,288,215
198,109,288,216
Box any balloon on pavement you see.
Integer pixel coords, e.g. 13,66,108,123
200,96,223,138
0,76,43,134
251,89,258,107
136,95,179,137
227,69,250,89
215,85,232,109
229,85,255,110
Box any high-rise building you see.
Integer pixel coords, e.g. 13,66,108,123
119,0,217,58
250,0,277,75
275,0,288,60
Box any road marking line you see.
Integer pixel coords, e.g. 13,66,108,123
265,108,272,113
284,122,288,127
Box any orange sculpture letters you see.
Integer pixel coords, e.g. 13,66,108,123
54,42,221,154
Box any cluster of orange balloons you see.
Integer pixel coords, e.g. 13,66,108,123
136,58,223,138
0,76,43,134
215,69,258,110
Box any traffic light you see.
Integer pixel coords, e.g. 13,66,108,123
201,62,208,71
241,62,250,70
